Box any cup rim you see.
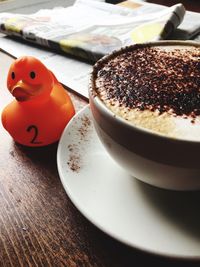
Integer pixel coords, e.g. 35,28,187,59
90,40,200,145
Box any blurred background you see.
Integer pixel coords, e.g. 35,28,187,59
144,0,200,12
0,0,200,13
108,0,200,12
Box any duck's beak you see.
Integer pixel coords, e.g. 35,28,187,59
11,81,41,102
12,87,31,101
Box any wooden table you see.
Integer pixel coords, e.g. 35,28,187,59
147,0,200,13
0,53,200,267
0,1,200,266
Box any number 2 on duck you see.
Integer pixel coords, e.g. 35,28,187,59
26,125,42,144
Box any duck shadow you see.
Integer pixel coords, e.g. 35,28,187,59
135,178,200,241
13,141,58,171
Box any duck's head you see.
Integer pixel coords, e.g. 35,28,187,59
7,56,54,103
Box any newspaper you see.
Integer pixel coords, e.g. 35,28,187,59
0,0,186,62
0,0,199,98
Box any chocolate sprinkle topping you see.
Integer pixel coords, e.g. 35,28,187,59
96,46,200,119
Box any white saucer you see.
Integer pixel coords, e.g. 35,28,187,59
57,105,200,260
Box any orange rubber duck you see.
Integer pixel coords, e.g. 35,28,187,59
1,56,75,147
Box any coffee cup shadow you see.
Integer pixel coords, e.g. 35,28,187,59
135,179,200,241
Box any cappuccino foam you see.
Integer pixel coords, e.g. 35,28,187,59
94,43,200,141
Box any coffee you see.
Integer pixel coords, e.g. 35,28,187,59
93,43,200,141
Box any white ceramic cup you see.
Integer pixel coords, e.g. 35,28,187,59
89,41,200,190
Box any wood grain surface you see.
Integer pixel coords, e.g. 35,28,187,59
0,51,199,267
0,0,200,264
146,0,200,12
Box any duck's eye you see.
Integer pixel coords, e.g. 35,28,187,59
11,72,15,80
30,71,36,79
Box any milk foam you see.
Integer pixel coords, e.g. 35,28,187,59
94,43,200,141
103,99,200,141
